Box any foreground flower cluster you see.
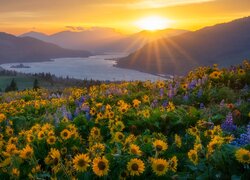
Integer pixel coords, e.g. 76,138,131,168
0,61,250,179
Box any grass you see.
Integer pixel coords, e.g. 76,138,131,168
0,76,51,91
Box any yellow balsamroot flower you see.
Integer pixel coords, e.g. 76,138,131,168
60,129,71,140
6,143,19,155
181,83,188,90
20,145,34,159
119,104,129,114
114,132,125,143
235,148,250,164
113,121,125,132
31,165,41,174
156,80,165,88
132,99,141,108
194,143,202,152
204,129,214,138
129,144,142,156
12,168,20,177
238,69,246,76
47,130,55,137
168,156,178,172
142,95,150,103
48,148,61,166
0,113,6,123
107,111,115,119
73,154,91,172
209,71,222,79
89,143,105,157
187,126,200,137
127,158,145,176
167,102,175,112
26,134,35,143
5,127,14,136
188,149,198,165
142,109,150,118
92,156,109,177
212,125,222,135
8,137,18,144
47,136,56,145
151,158,169,176
37,131,45,140
174,134,182,148
90,127,101,138
223,135,235,143
153,139,168,152
207,137,223,156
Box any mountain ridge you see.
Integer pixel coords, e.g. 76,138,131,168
20,28,189,53
0,32,91,64
116,16,250,75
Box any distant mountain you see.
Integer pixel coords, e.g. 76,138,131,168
0,32,91,64
20,31,49,40
20,28,125,53
117,16,250,75
96,29,188,53
20,28,188,53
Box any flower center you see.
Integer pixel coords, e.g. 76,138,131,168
131,148,137,154
53,157,59,165
25,151,32,157
98,161,106,170
78,159,86,167
131,163,139,171
156,164,165,171
156,145,163,151
191,154,196,160
242,154,249,161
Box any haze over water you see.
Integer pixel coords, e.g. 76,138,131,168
0,54,166,81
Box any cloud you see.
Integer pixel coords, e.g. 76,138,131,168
65,26,86,31
127,0,215,9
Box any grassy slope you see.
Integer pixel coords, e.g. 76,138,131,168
0,76,51,91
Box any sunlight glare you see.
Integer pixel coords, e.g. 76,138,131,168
135,16,171,31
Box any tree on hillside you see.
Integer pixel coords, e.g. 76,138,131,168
5,79,18,92
33,79,39,90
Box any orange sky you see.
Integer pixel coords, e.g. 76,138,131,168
0,0,249,35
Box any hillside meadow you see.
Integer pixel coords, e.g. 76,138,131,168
0,60,249,179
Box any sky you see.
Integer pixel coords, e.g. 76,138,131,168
0,0,249,35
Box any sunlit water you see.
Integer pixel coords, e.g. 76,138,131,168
0,53,166,81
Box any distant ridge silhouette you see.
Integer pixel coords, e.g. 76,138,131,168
117,16,250,75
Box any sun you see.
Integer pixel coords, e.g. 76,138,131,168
135,16,171,31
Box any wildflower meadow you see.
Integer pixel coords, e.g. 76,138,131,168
0,60,250,179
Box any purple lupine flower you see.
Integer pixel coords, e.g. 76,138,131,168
85,112,91,121
197,89,203,98
188,80,197,89
200,103,205,109
60,105,73,121
220,99,225,108
197,79,202,86
151,99,158,108
74,107,80,117
168,88,175,99
231,124,250,146
162,100,168,107
183,94,189,102
221,112,237,132
159,88,164,97
81,104,90,112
